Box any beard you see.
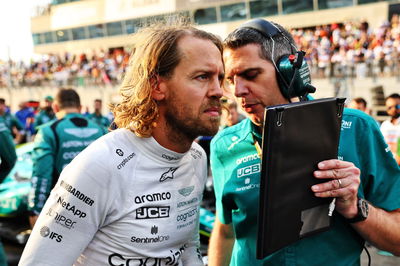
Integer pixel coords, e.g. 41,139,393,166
164,95,221,143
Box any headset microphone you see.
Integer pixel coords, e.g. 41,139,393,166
239,19,316,100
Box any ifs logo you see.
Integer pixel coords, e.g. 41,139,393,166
40,226,63,243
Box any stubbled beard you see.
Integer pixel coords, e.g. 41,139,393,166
164,100,220,144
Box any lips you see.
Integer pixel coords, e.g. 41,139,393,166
204,106,221,116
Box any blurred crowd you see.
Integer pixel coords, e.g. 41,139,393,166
0,49,130,88
292,15,400,79
2,17,400,88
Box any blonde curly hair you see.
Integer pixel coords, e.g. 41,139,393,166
112,19,223,137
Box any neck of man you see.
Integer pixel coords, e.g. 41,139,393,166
56,107,80,119
151,117,193,154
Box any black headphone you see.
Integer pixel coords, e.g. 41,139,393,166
239,18,316,100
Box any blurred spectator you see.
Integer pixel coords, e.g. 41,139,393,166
15,101,35,141
33,95,56,133
223,100,246,128
86,99,111,130
0,98,25,144
348,97,370,114
380,93,400,165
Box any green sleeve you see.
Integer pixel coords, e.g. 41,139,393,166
28,126,56,214
358,116,400,210
0,123,17,183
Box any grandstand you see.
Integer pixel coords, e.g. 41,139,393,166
31,0,400,55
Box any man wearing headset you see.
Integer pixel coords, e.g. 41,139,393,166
208,19,400,265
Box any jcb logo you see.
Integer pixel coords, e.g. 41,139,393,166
136,206,170,219
237,163,260,178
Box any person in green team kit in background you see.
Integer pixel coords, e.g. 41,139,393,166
208,18,400,266
0,115,17,266
27,88,106,228
86,99,111,130
33,96,56,134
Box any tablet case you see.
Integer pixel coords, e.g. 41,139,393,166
256,97,345,259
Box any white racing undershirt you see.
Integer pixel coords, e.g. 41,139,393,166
19,128,207,266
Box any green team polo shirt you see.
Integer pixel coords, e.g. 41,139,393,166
87,112,110,129
210,108,400,266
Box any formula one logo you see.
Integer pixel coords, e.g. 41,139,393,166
159,167,178,182
136,206,170,219
116,149,124,156
40,226,63,243
178,186,194,197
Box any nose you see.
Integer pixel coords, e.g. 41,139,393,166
234,77,249,98
207,77,223,99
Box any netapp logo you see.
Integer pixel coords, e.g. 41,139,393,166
60,180,94,206
46,208,77,229
237,163,260,178
134,192,171,204
117,152,136,169
159,167,178,182
136,206,170,219
178,186,194,197
177,207,198,222
57,197,87,218
162,154,179,161
116,149,124,156
40,226,63,242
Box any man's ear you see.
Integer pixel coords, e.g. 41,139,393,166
151,76,167,101
53,102,60,113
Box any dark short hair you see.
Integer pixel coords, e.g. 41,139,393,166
94,99,102,103
0,98,5,105
55,88,80,109
352,97,367,108
223,20,295,64
386,93,400,102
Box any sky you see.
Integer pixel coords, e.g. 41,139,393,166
0,0,51,62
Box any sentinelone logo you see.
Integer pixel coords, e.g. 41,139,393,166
60,180,94,206
117,152,136,169
131,225,170,244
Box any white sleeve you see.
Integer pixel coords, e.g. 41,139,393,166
19,147,113,266
180,216,204,266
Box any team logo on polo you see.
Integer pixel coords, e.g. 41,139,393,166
40,226,63,242
178,186,194,197
190,148,202,159
136,206,170,219
159,167,178,182
116,149,124,156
